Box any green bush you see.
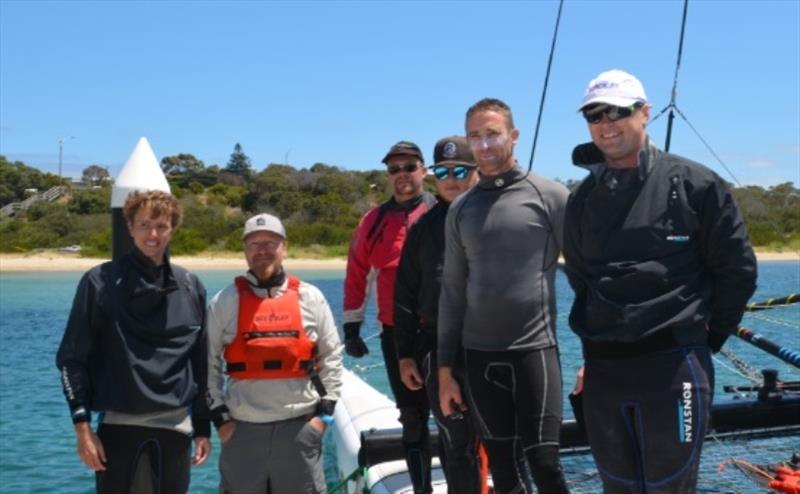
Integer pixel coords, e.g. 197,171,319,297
286,222,352,246
0,221,60,251
81,228,112,257
171,228,208,255
69,188,110,215
224,228,245,251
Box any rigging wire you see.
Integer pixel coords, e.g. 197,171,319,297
649,0,799,256
663,0,689,152
527,0,564,173
747,311,800,330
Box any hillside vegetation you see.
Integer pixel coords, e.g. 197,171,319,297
1,152,797,257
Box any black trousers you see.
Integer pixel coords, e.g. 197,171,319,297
381,326,432,494
96,423,191,494
464,347,569,494
422,352,483,494
583,346,713,494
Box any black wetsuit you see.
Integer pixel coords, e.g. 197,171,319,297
438,166,570,494
395,200,483,494
56,248,210,494
563,140,757,493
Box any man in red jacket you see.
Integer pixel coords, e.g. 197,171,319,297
343,140,435,493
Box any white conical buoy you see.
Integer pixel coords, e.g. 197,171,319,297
110,137,170,208
110,137,172,260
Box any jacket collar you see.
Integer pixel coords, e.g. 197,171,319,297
244,267,287,296
572,136,659,183
129,246,175,289
386,192,430,211
476,164,526,190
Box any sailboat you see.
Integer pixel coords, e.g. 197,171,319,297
327,0,800,492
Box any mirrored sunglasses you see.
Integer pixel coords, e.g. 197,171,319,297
583,103,643,124
387,162,420,175
432,164,474,181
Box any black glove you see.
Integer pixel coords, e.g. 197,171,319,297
343,322,369,358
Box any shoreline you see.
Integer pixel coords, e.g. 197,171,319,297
0,252,347,272
1,250,797,272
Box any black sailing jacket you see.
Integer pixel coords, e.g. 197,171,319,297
563,139,757,351
55,248,210,436
394,200,449,360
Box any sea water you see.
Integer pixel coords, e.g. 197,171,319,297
0,262,797,493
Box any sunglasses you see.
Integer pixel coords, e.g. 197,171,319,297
387,162,421,175
432,164,474,181
582,103,643,124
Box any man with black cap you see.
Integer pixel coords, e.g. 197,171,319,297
564,69,757,493
207,213,343,494
343,140,435,493
394,136,483,494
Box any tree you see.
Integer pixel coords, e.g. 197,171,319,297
224,143,253,177
69,187,110,214
160,153,205,176
0,155,65,206
82,165,110,186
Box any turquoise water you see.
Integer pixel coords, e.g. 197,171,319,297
0,263,797,493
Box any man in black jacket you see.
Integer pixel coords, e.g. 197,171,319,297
394,136,482,493
564,69,757,494
56,191,210,494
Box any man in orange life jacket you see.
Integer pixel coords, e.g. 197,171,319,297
343,140,436,493
207,213,343,494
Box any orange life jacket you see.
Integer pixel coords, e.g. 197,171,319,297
224,275,318,380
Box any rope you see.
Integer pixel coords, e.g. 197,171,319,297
716,348,763,383
527,0,564,173
717,457,775,488
327,465,368,494
746,311,800,330
362,332,381,343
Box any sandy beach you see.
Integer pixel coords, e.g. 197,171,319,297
0,252,347,272
1,250,797,272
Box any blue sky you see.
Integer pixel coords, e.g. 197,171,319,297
1,0,798,186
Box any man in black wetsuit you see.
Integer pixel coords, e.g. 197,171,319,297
564,69,757,493
438,98,570,494
394,135,483,493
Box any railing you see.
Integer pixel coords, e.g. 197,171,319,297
0,185,68,217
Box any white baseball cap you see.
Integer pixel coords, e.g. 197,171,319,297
578,69,648,111
242,213,286,239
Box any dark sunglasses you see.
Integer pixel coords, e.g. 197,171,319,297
387,162,420,175
432,164,474,181
583,103,643,124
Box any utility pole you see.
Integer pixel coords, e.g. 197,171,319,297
58,136,75,178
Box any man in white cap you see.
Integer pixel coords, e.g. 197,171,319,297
206,213,343,493
564,69,757,493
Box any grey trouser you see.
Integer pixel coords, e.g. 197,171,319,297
219,416,326,494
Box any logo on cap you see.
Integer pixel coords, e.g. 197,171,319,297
443,142,457,159
590,81,617,91
257,218,265,226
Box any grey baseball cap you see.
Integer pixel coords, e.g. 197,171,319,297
242,213,286,239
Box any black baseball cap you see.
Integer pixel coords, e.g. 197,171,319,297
381,140,424,164
432,136,475,167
